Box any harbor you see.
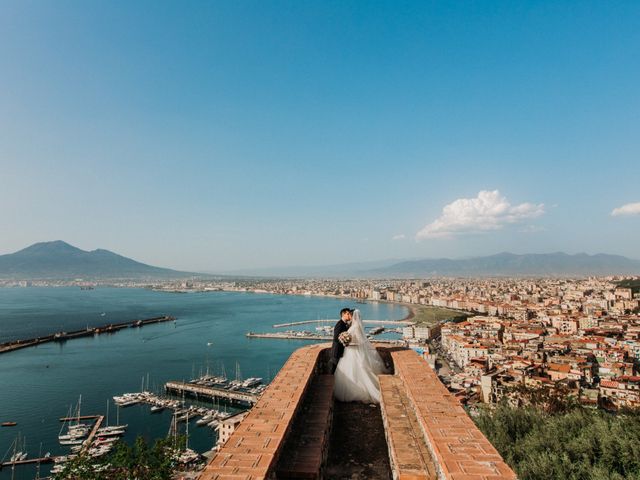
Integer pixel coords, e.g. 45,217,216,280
246,332,402,343
0,315,176,355
0,287,408,480
272,319,413,328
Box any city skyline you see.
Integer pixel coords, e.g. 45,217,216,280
1,1,639,271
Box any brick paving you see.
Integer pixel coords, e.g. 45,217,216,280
324,401,392,480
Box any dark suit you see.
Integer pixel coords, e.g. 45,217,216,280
330,319,350,374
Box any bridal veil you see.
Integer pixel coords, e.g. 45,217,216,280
333,309,388,403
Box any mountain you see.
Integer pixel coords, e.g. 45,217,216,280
219,258,408,278
0,241,190,279
363,252,640,278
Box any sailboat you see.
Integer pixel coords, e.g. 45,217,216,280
9,433,27,462
167,410,178,449
59,396,89,445
97,400,128,435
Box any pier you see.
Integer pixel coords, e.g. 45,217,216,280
80,415,105,454
0,315,176,356
246,332,401,343
59,415,100,422
0,456,62,469
165,381,259,405
272,319,412,328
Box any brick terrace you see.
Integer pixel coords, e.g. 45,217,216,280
198,344,517,480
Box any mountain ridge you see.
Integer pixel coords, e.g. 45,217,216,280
2,241,639,279
361,252,640,278
220,252,640,278
0,241,191,279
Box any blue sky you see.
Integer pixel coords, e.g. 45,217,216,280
1,1,639,271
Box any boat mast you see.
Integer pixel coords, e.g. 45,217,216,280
185,410,189,451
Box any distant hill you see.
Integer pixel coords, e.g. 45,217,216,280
220,258,408,278
363,252,640,278
0,241,191,279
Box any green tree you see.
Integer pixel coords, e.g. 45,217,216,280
474,403,640,480
54,434,187,480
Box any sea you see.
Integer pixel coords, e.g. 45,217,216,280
0,287,407,479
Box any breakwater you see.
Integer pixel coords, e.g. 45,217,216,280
0,315,176,355
246,332,400,343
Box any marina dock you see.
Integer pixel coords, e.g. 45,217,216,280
80,415,104,454
246,332,401,343
59,414,100,422
248,332,332,341
272,319,412,328
165,381,259,405
0,315,176,356
0,456,62,469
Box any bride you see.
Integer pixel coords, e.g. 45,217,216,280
334,309,388,403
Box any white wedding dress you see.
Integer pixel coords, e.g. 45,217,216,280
334,310,388,404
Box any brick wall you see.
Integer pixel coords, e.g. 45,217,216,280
391,348,517,480
199,344,517,480
198,344,326,479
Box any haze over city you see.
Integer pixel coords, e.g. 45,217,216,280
1,1,639,272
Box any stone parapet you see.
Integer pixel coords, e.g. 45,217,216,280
391,349,517,480
199,344,327,480
199,344,517,480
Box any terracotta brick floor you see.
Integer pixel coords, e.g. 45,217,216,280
324,401,392,480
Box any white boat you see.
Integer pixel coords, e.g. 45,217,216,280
97,424,128,433
114,397,140,407
59,437,84,446
150,404,164,413
95,428,125,437
242,377,263,388
95,436,119,444
99,423,128,430
176,448,200,464
10,434,27,462
197,414,215,426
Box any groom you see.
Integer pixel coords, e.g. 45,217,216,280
329,308,354,374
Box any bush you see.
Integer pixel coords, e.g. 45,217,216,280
474,404,640,480
56,435,182,480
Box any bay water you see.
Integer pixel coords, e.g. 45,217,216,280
0,287,407,479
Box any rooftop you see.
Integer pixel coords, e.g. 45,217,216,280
199,344,517,480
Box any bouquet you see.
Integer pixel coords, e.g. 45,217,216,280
338,331,352,347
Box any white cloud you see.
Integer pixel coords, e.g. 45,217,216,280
611,202,640,217
416,190,545,240
392,234,406,241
